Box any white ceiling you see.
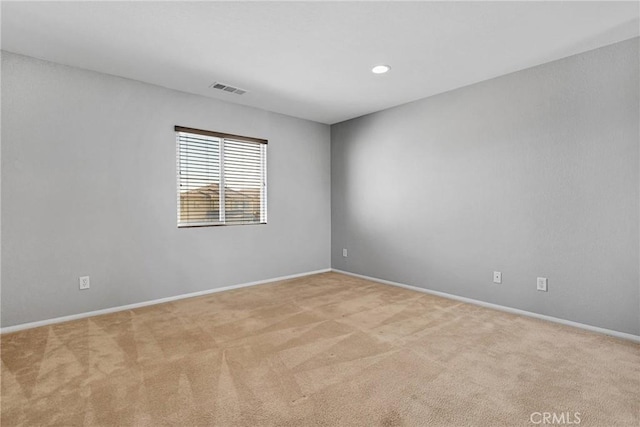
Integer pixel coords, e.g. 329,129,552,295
2,1,638,124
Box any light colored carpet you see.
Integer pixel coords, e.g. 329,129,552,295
1,272,638,426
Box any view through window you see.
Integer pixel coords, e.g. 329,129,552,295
176,126,267,227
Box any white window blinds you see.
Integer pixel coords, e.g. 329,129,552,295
176,126,267,227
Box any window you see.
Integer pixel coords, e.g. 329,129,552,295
176,126,267,227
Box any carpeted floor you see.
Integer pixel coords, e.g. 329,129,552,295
1,272,638,426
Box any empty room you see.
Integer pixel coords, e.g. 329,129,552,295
1,1,638,426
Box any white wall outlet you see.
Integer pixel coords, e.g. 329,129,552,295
493,271,502,284
537,277,548,292
342,248,348,257
79,276,90,290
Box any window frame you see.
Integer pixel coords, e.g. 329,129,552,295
175,125,267,228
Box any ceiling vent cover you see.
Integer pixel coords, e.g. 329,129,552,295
210,82,247,95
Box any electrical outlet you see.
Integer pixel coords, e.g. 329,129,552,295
537,277,548,292
79,276,90,290
493,271,502,284
342,248,348,257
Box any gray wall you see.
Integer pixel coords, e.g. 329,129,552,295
1,52,331,327
332,38,639,335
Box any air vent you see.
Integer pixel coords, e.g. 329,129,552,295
209,82,248,95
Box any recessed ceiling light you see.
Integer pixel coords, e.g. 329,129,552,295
371,65,391,74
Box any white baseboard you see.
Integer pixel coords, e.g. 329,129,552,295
332,269,640,343
1,268,332,334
